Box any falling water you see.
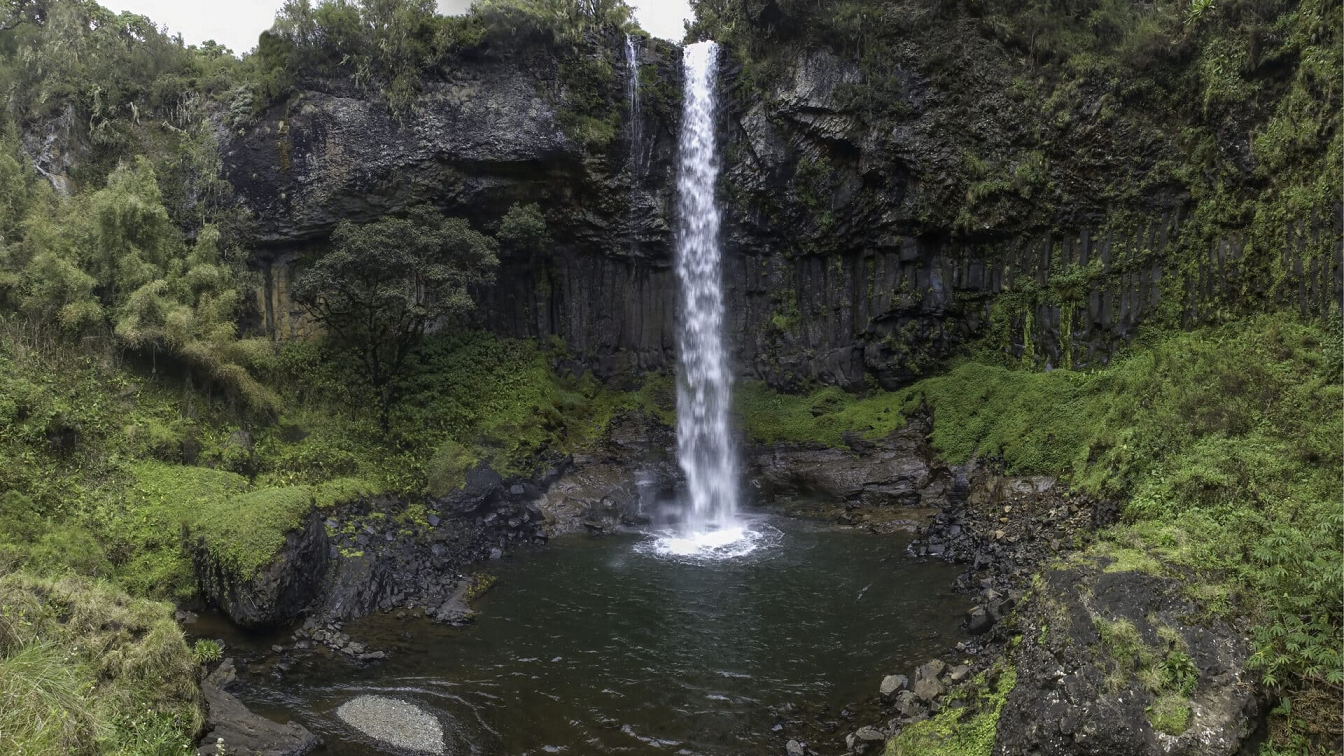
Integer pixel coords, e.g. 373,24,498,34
655,40,754,559
624,34,643,177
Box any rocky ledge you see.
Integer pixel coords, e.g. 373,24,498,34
197,659,318,756
810,445,1260,756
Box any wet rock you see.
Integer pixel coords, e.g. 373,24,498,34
750,423,946,513
535,459,655,536
786,739,805,756
893,690,922,717
434,463,504,516
855,726,885,742
912,677,945,703
915,660,946,684
966,605,994,635
995,566,1261,756
197,659,317,756
880,674,908,698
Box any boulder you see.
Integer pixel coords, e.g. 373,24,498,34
893,690,922,717
335,695,445,755
966,604,994,635
880,674,908,698
995,566,1262,756
915,659,946,684
855,726,886,742
434,463,504,516
194,511,331,629
912,677,945,703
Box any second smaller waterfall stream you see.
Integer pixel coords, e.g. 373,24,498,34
625,34,643,176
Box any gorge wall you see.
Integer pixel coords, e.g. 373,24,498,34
224,20,1343,391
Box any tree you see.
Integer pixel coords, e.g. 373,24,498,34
496,202,549,255
292,206,499,428
0,0,46,32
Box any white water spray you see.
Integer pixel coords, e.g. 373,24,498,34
652,40,756,559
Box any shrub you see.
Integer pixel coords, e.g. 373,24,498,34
192,639,223,665
426,439,478,497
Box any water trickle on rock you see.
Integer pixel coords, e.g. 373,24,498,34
625,34,642,177
661,40,751,558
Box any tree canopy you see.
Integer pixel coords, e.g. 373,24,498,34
291,205,499,427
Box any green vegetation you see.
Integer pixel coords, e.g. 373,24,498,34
464,572,497,603
744,314,1341,748
0,1,1335,754
261,0,640,125
0,572,201,754
292,205,500,428
192,639,223,665
885,665,1017,756
1147,692,1192,735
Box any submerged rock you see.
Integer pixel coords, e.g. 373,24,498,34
336,695,445,755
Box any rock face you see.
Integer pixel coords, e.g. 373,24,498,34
193,511,331,629
197,659,318,756
750,421,947,508
192,463,550,627
224,31,1341,389
535,413,677,535
994,566,1261,756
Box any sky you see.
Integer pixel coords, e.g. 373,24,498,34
99,0,693,55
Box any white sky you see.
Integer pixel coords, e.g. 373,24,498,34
99,0,692,54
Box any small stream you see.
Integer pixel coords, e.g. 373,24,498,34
200,515,966,755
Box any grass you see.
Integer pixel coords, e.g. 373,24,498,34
0,572,201,754
1148,692,1192,735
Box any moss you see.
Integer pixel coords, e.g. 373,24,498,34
1090,542,1165,575
192,485,314,578
117,462,249,599
1147,693,1192,735
736,382,909,446
885,666,1017,756
464,572,497,603
120,464,317,583
313,476,378,510
1094,616,1158,691
556,54,621,151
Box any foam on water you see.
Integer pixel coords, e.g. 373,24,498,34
639,520,782,563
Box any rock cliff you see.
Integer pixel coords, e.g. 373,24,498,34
222,18,1341,389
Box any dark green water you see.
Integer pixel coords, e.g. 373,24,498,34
219,515,967,755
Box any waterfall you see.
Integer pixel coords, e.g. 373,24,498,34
625,34,642,177
671,40,743,545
